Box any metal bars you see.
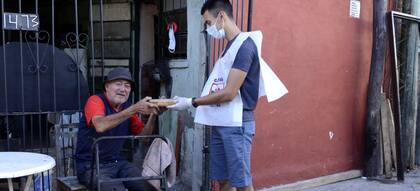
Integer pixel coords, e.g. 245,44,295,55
389,10,420,181
0,1,106,190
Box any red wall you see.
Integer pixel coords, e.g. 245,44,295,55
251,1,373,188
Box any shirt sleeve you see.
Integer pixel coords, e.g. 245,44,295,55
84,95,106,128
130,115,145,135
232,38,258,73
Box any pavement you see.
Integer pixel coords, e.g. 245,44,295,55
304,169,420,191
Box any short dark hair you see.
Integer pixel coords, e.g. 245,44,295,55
201,0,233,19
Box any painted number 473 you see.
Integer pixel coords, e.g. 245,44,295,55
3,13,39,31
21,14,39,29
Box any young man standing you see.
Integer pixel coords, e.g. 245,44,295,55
167,1,260,190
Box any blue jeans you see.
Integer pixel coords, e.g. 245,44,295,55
77,160,154,191
210,121,256,188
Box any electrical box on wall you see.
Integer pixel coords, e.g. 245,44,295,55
350,0,361,19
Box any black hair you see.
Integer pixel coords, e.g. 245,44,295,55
201,0,234,19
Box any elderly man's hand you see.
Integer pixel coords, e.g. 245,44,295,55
132,97,159,115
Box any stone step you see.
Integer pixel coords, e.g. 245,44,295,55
56,176,88,191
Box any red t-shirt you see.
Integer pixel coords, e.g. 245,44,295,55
84,95,144,135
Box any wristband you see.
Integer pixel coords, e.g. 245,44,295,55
191,97,198,108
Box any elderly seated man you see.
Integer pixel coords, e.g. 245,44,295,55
75,67,163,191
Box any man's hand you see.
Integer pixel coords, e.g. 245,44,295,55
90,97,160,133
131,97,160,115
167,96,192,111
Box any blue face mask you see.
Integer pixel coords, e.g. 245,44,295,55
206,14,225,39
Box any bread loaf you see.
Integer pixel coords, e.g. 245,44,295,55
149,99,176,106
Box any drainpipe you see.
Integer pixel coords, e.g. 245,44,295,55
363,0,389,178
247,0,253,31
134,0,142,101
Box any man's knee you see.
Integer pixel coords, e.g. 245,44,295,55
218,180,229,186
237,185,254,191
218,180,236,191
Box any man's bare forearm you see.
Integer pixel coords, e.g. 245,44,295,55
195,90,235,106
92,107,136,133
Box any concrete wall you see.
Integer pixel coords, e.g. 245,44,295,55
251,0,373,189
139,4,158,67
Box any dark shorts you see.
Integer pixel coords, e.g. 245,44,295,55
210,121,255,188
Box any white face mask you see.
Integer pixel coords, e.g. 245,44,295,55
168,26,176,53
206,15,225,39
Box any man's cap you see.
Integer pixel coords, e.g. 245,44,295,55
104,67,134,85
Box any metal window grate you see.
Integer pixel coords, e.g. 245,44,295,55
0,0,126,189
